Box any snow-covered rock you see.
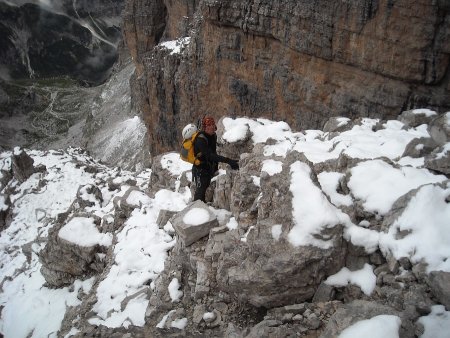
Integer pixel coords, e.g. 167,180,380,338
172,200,219,246
1,112,449,338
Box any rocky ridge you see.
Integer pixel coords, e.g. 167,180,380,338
123,0,450,155
140,111,450,337
1,110,449,337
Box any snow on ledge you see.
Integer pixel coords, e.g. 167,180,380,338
168,278,183,302
59,217,112,247
409,108,437,117
261,159,283,176
159,37,191,55
183,208,210,225
338,314,401,338
325,263,376,296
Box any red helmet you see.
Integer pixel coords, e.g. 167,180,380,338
202,116,216,130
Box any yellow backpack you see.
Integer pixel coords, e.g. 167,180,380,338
180,131,207,165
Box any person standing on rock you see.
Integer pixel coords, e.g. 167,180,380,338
192,116,239,202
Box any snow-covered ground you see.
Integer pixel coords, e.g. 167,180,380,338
0,111,449,337
0,148,189,337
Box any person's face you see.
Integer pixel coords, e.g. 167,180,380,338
204,124,216,135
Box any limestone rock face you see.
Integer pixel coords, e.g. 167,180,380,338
123,0,167,74
123,0,450,154
123,0,197,76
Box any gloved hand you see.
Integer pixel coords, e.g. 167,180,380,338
228,159,239,170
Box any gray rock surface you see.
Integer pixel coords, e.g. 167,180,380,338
427,271,450,310
149,152,189,196
402,137,438,159
11,149,35,183
40,213,110,287
398,109,438,128
0,193,11,231
425,144,450,175
319,300,406,337
323,117,354,133
157,209,178,228
428,112,450,145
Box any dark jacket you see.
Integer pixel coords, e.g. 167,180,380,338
193,131,229,175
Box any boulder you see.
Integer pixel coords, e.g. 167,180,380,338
0,193,11,230
40,213,111,287
313,282,336,303
216,152,347,308
76,184,103,209
398,109,438,128
427,112,450,146
323,117,354,133
213,170,234,210
193,259,211,300
424,144,450,175
402,137,438,158
113,186,150,229
427,271,450,310
172,200,219,246
148,152,190,197
11,148,35,183
0,169,12,190
156,209,178,228
319,300,407,337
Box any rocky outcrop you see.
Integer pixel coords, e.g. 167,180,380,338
11,148,35,183
122,0,197,74
138,112,449,337
123,0,450,154
2,112,450,337
172,200,219,246
40,213,111,287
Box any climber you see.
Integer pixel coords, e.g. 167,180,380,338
192,116,239,202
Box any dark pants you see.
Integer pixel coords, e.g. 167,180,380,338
193,167,212,202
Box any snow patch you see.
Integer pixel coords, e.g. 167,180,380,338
183,208,210,225
168,278,183,302
160,37,191,55
59,217,112,247
338,315,401,338
326,264,376,295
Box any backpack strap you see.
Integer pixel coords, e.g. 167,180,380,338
193,132,208,163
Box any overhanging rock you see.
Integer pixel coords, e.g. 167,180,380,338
172,200,219,246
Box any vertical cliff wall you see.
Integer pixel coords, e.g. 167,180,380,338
123,0,450,154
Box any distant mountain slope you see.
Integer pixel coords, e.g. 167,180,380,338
0,0,123,84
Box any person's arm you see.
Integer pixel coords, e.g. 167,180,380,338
196,137,238,168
